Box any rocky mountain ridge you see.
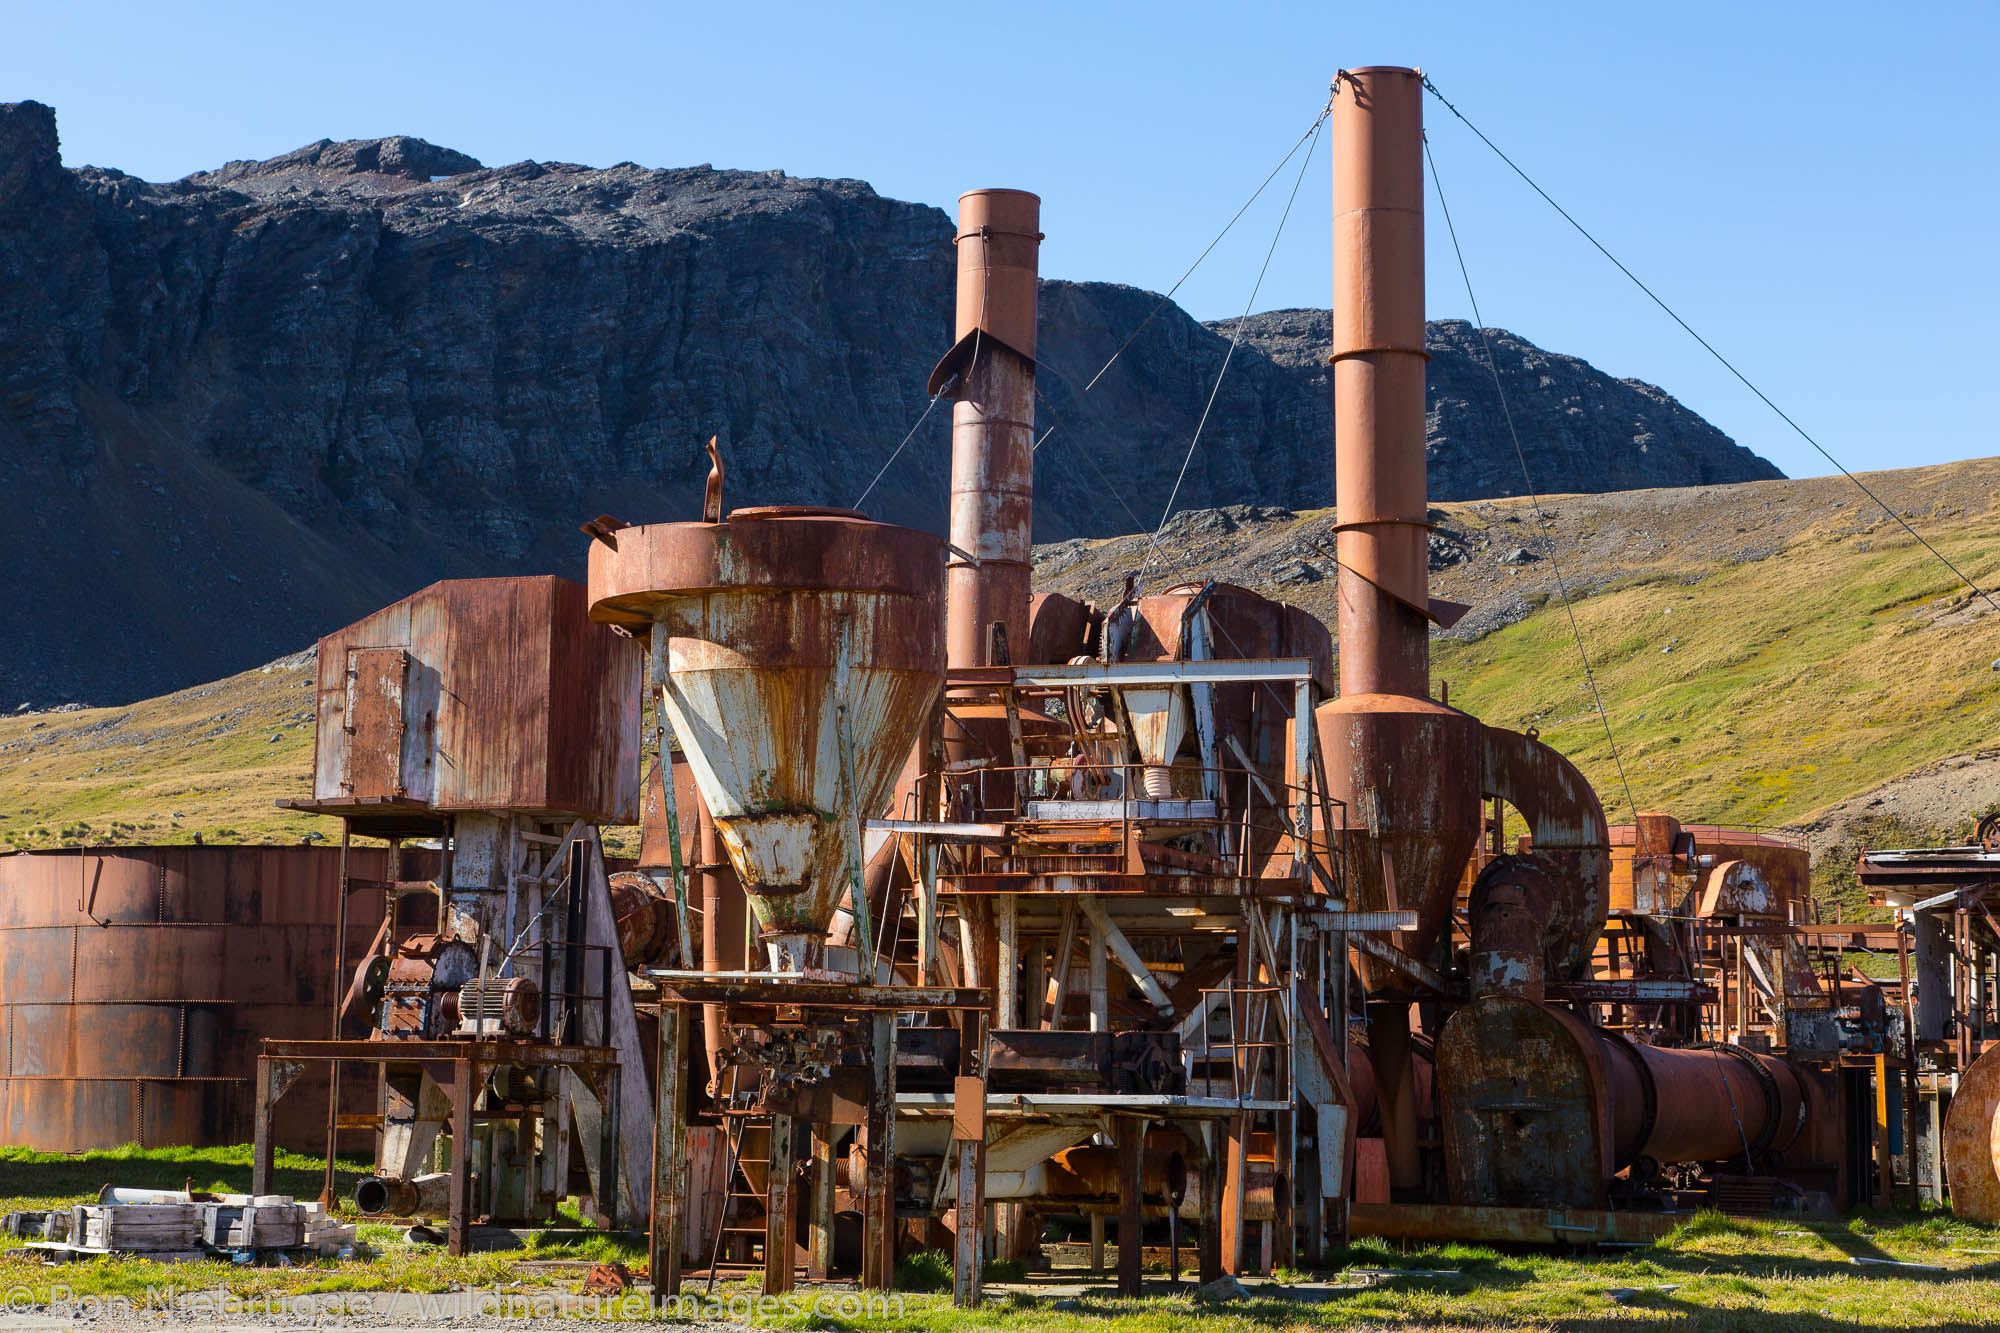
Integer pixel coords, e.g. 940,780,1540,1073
0,100,1778,707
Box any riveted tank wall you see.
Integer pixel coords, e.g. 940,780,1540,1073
0,845,390,1151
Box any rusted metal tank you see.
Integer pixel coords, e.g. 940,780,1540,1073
309,576,641,822
932,188,1041,671
1608,816,1809,918
588,507,946,969
1943,1041,2000,1222
0,846,390,1151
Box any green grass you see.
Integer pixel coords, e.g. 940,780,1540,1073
0,1142,369,1214
7,1151,2000,1327
1429,509,2000,888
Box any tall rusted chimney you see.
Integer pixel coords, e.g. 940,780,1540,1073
931,189,1042,669
1329,67,1433,697
1314,67,1484,1192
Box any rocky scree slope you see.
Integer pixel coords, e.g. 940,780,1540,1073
1,100,1776,708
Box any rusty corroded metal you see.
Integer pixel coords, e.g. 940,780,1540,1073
1465,855,1554,1000
307,576,642,824
0,846,392,1151
932,188,1041,671
1480,726,1609,984
608,870,677,969
1439,993,1834,1209
1329,66,1440,694
1944,1041,2000,1222
1348,1201,1686,1245
591,509,945,964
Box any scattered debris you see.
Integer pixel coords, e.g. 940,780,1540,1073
1199,1274,1249,1300
580,1261,633,1295
11,1192,357,1264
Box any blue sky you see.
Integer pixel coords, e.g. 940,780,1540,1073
9,1,1996,480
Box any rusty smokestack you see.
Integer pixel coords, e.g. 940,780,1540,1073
1315,68,1484,1193
1330,66,1433,697
933,189,1041,669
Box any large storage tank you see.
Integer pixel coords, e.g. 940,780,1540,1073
0,845,390,1151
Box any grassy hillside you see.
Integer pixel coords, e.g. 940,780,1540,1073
1430,502,2000,830
3,458,1997,858
0,651,321,850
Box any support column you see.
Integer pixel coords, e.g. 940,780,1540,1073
809,1124,835,1281
1221,1114,1248,1275
863,1012,897,1289
1197,1123,1223,1285
1116,1116,1146,1296
1089,1212,1106,1277
996,894,1019,1029
448,1058,476,1257
764,1113,795,1295
952,1012,989,1309
1088,929,1109,1033
252,1056,278,1200
651,1006,689,1302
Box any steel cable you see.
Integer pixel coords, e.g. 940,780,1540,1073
1424,132,1642,822
1422,74,1999,617
1032,99,1334,455
1142,112,1326,580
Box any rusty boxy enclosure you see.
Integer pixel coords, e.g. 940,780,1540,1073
0,846,393,1151
310,575,642,824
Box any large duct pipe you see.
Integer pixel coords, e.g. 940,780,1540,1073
1438,995,1832,1207
355,1171,457,1218
1595,1033,1816,1172
1465,855,1554,1001
937,189,1041,670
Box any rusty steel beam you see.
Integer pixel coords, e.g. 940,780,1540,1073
1115,1117,1146,1295
650,1005,690,1303
1545,979,1717,1004
647,980,988,1010
258,1038,618,1066
1349,1201,1689,1245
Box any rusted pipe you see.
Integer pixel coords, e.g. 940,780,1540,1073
1048,1146,1187,1203
937,188,1041,670
1465,855,1554,1000
354,1171,456,1218
1595,1033,1814,1170
1330,67,1431,699
1480,726,1612,983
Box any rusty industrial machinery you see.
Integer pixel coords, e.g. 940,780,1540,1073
172,60,1934,1300
1854,822,2000,1215
598,71,1918,1304
252,575,650,1254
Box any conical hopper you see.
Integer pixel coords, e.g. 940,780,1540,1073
589,507,945,970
